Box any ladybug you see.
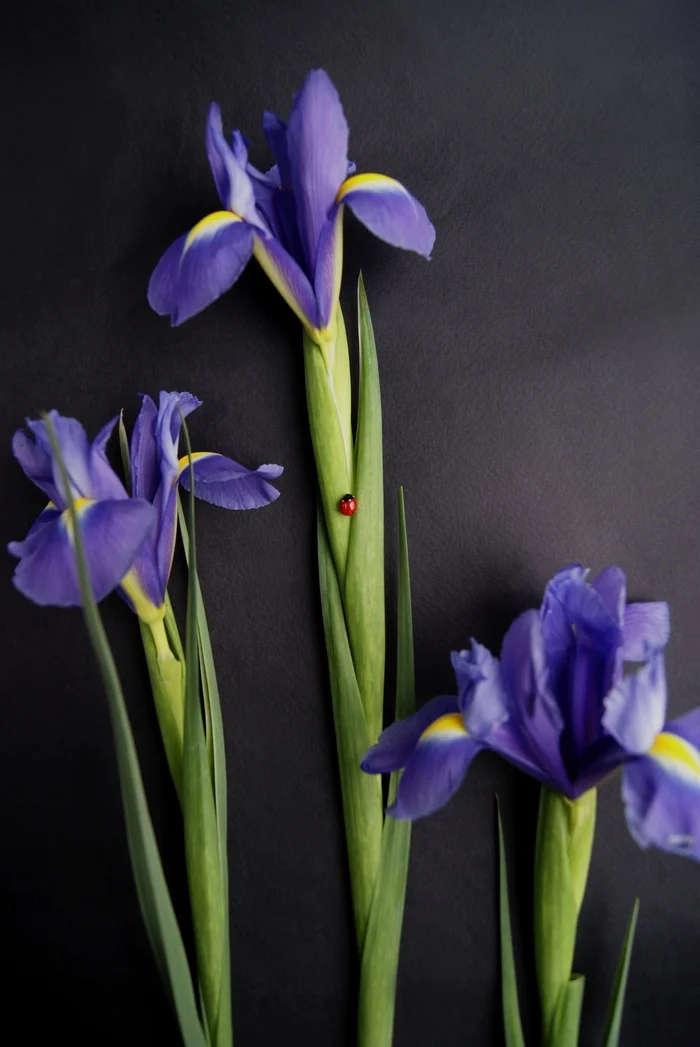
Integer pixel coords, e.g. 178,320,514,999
339,493,357,516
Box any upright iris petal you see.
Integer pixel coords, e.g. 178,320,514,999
9,413,156,607
148,68,435,336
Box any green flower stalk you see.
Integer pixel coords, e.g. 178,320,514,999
146,68,434,1046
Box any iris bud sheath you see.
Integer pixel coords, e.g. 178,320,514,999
534,786,597,1047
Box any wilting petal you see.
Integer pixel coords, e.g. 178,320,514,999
388,713,481,820
286,69,349,272
147,213,254,326
205,104,259,224
621,730,700,860
603,649,667,755
253,232,319,332
12,427,60,504
90,417,128,500
451,641,508,739
336,173,436,259
178,452,282,509
130,394,160,502
361,695,462,774
621,602,671,660
500,609,570,793
9,498,155,606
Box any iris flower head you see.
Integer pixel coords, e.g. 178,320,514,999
362,565,700,862
148,69,435,341
9,392,282,616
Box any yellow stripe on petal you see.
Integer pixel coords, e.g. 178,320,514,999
61,497,95,541
336,172,406,203
183,210,242,252
420,712,469,742
648,731,700,787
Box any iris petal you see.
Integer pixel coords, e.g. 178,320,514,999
253,233,319,332
177,452,282,509
499,610,571,793
621,602,671,660
286,69,349,273
337,173,436,258
621,734,700,861
29,413,93,504
9,498,155,607
361,695,462,774
12,427,60,505
452,641,508,739
90,416,128,500
147,213,254,327
130,394,160,503
602,649,667,755
205,104,259,223
388,713,481,820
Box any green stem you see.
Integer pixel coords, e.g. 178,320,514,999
534,786,596,1047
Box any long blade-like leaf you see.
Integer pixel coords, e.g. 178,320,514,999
601,899,640,1047
344,275,385,743
181,419,229,1047
497,800,526,1047
550,975,585,1047
357,487,415,1045
118,409,131,492
317,509,383,948
178,496,232,1044
42,414,207,1047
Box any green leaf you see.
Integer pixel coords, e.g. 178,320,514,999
344,275,385,743
497,800,526,1047
357,487,414,1047
181,418,230,1047
178,496,232,1044
42,414,207,1047
303,306,353,581
119,409,131,493
550,975,585,1047
317,508,383,948
601,899,640,1047
534,786,596,1045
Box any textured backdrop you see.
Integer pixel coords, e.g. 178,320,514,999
3,1,700,1044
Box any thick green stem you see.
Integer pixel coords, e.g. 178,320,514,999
139,615,185,801
303,307,353,582
534,786,597,1047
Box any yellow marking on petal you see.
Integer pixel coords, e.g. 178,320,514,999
175,450,216,485
120,567,165,625
649,731,700,786
183,210,242,252
61,497,95,540
420,712,469,742
336,172,405,202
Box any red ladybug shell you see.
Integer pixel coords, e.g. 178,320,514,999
339,494,357,516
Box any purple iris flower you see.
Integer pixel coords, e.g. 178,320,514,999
362,565,700,861
119,390,282,620
147,69,435,340
9,393,282,615
8,411,155,606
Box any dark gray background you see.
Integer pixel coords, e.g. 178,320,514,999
2,1,700,1043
